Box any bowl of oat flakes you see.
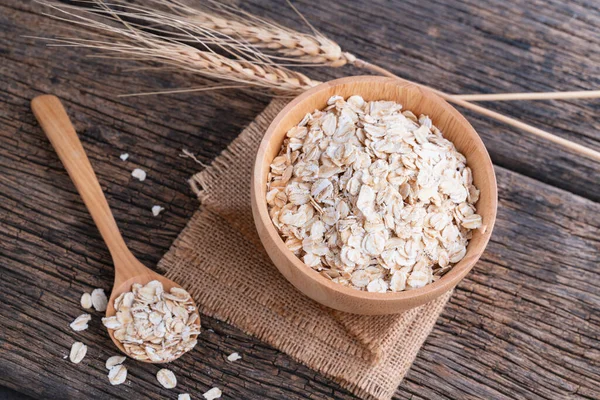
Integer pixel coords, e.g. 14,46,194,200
251,76,497,315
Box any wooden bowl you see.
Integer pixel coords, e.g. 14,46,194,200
251,76,497,315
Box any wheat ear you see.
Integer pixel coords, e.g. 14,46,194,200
174,46,319,92
187,13,356,67
142,0,355,67
140,0,355,67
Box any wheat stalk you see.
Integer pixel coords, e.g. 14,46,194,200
451,90,600,101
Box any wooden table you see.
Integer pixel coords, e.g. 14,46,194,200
1,0,599,399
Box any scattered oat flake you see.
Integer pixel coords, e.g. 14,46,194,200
69,342,87,364
91,288,108,312
108,364,127,385
152,205,165,216
178,394,191,400
227,352,242,362
120,153,129,161
80,292,92,309
203,387,222,400
105,355,126,370
70,314,91,332
131,168,146,181
157,368,177,389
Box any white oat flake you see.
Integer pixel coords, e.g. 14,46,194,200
227,352,242,362
80,292,92,309
131,168,147,182
120,153,129,161
105,355,126,370
156,368,177,389
69,342,87,364
91,288,108,312
178,394,191,400
203,387,222,400
152,205,165,216
108,364,127,385
70,314,91,332
101,316,121,330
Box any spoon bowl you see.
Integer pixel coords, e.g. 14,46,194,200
31,94,200,363
105,258,201,363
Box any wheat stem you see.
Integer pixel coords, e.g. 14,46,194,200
453,90,600,101
117,85,248,97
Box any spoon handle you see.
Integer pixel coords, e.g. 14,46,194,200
31,95,133,266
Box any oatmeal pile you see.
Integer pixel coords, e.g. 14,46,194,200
266,95,483,292
102,281,200,362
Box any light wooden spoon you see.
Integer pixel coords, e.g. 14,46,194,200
31,94,200,363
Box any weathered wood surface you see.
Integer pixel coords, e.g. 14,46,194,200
0,0,598,399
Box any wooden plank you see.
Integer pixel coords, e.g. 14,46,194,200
0,0,598,399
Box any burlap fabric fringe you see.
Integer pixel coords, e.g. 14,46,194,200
158,100,452,400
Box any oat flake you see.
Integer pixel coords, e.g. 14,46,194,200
131,168,147,181
152,205,165,216
203,387,222,400
69,342,87,364
70,314,91,332
91,288,108,312
156,368,177,389
80,293,92,309
108,364,127,385
105,355,126,369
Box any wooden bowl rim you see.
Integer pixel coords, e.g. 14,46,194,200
253,75,497,304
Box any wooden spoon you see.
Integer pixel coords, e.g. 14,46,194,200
31,94,200,363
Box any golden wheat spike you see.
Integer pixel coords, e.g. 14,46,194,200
187,13,356,67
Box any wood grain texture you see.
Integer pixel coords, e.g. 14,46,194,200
0,0,598,399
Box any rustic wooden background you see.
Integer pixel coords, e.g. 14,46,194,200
1,0,599,399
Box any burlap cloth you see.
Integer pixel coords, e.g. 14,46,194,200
158,100,452,400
